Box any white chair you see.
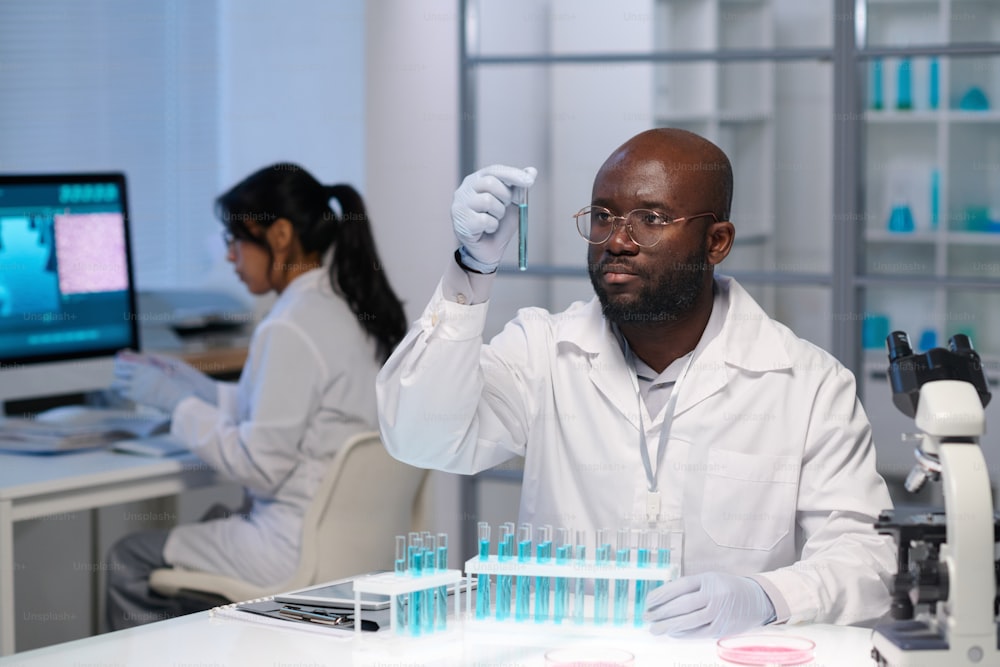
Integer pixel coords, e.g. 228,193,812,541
149,430,429,603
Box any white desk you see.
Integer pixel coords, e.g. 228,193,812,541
0,450,218,656
0,606,880,666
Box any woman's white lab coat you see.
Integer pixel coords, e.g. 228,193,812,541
377,273,896,626
163,267,381,586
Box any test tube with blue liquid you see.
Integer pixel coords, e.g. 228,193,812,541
513,186,528,271
634,530,651,627
573,529,586,625
476,522,491,619
613,527,631,625
554,527,571,624
515,523,532,622
436,532,448,629
534,525,552,622
395,535,407,631
408,532,423,636
496,523,514,621
594,528,611,625
421,532,435,632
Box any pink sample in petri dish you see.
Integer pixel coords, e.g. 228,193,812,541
716,634,816,665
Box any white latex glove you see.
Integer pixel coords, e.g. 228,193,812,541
111,354,192,414
139,352,219,405
452,164,537,273
643,572,776,638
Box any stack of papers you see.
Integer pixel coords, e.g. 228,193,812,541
0,407,169,454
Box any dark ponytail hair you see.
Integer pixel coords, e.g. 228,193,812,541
216,163,407,362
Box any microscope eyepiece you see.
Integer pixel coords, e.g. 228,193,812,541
887,331,913,362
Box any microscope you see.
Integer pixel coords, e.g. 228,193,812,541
871,331,1000,666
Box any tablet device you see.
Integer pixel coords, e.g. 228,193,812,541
275,575,390,610
274,573,474,610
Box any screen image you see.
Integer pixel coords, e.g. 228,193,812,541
0,174,138,366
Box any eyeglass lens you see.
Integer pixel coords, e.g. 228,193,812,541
576,207,666,247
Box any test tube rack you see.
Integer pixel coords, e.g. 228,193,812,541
463,555,679,628
351,569,463,636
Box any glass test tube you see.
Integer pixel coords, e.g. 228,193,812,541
573,529,586,625
655,530,671,588
496,523,514,620
436,532,448,629
408,533,423,636
514,186,528,271
534,525,553,622
634,530,651,627
515,523,532,622
613,527,631,625
421,533,435,632
394,535,407,631
476,522,491,619
554,527,571,624
594,528,611,625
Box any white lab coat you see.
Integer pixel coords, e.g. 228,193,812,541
377,273,896,625
163,267,381,586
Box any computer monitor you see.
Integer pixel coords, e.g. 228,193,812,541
0,173,139,409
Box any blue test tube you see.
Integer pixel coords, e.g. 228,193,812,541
408,532,423,636
613,527,630,625
495,523,513,620
515,523,532,622
634,530,651,627
534,525,552,622
594,528,611,625
394,535,407,631
476,522,491,619
421,533,435,632
573,529,586,625
436,532,448,629
554,527,570,624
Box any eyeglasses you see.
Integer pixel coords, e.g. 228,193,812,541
573,206,717,248
220,230,236,248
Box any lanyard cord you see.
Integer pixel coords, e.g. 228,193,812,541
622,339,694,495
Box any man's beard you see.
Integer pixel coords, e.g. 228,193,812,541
588,243,709,327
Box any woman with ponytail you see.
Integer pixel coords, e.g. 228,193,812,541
106,163,406,629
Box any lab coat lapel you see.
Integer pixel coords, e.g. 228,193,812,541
673,275,792,418
557,299,641,431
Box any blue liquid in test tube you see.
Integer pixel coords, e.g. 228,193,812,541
554,528,570,624
514,186,528,271
408,533,423,636
421,533,435,633
594,528,611,625
476,522,491,619
515,523,532,622
394,535,407,632
573,530,586,625
634,530,651,627
613,527,630,626
535,525,552,622
436,533,448,629
496,523,513,621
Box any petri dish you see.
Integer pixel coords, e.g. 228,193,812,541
544,646,635,666
716,633,816,665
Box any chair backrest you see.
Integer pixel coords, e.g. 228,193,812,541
290,430,429,588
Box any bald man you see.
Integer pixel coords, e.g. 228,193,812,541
376,128,895,638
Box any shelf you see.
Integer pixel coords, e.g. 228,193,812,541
866,230,939,243
865,109,1000,122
